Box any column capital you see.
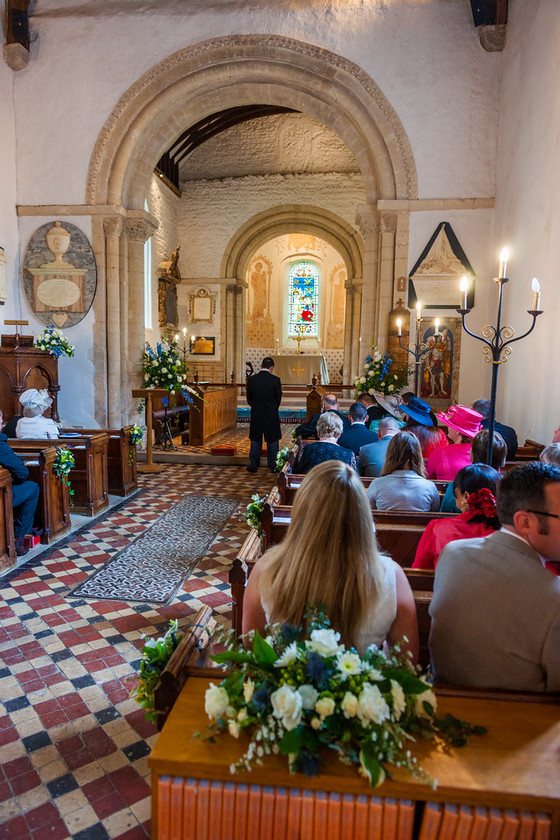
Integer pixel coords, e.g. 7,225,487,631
103,215,124,237
379,211,398,234
355,205,379,237
124,215,157,243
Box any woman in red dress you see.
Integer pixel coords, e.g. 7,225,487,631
412,464,500,570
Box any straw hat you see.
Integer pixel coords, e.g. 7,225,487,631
373,392,403,420
437,405,483,439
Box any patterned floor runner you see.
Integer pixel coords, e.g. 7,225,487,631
71,494,239,604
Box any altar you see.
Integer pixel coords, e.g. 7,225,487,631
271,354,329,385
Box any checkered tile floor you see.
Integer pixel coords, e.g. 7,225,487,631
0,464,276,840
156,422,296,456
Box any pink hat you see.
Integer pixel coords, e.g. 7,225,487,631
437,404,483,439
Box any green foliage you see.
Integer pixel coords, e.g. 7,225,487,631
245,494,266,536
130,620,183,723
53,447,75,499
354,345,408,397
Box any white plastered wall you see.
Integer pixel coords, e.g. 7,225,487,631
493,0,560,444
0,61,18,315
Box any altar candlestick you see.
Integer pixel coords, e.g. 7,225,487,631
174,333,179,342
460,276,469,310
183,327,187,337
396,317,402,336
498,247,509,279
531,277,541,310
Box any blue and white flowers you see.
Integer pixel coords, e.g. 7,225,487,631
35,326,75,358
354,344,408,397
141,336,198,400
202,610,485,788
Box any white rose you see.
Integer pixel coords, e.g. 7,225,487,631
357,684,390,725
415,688,437,718
315,696,336,719
297,684,318,710
243,679,254,703
390,680,406,721
388,384,394,392
341,691,359,718
274,642,299,668
311,716,322,730
237,708,248,722
307,628,341,656
368,388,375,395
228,720,240,739
205,683,230,719
364,364,369,370
271,685,303,731
374,352,381,361
336,652,363,678
360,376,367,384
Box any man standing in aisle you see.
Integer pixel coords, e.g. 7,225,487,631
246,357,282,473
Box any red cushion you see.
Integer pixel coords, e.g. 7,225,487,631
210,445,237,456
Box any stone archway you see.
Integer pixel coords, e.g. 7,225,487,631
220,205,364,382
86,35,417,423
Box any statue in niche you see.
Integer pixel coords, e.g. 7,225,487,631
250,261,269,320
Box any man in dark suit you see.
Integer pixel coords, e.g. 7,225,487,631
0,410,40,556
471,399,518,460
294,393,350,439
246,357,282,473
338,402,378,456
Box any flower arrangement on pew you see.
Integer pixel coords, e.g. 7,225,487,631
245,494,266,536
354,345,408,397
275,446,292,472
53,447,75,499
130,619,183,723
141,335,198,401
129,424,143,464
34,326,75,358
203,610,485,789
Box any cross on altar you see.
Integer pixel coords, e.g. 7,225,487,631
290,362,305,378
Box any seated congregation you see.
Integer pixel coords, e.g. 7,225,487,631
237,393,560,695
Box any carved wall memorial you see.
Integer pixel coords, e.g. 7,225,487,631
408,222,475,310
23,221,97,327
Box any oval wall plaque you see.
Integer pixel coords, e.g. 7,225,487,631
22,221,97,328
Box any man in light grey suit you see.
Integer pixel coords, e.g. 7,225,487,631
358,416,400,477
429,462,560,692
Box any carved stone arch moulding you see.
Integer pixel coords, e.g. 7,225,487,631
86,35,417,209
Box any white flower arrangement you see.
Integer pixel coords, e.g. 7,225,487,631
141,336,198,400
201,610,485,788
354,345,408,397
34,326,75,358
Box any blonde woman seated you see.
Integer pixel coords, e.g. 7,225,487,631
366,431,440,511
16,389,60,440
242,460,418,662
293,412,357,474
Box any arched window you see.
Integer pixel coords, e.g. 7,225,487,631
288,261,319,336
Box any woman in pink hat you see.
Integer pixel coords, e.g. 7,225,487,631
425,405,483,481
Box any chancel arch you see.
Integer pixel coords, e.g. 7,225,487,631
86,35,417,423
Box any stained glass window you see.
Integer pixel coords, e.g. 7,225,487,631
288,261,319,336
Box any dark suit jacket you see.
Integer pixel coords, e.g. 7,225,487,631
295,410,350,440
246,369,282,443
0,433,29,484
338,422,378,456
481,418,518,460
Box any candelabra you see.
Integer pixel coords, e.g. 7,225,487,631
457,251,543,465
397,304,439,397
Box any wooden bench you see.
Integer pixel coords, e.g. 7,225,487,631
17,445,71,544
149,674,560,839
11,433,109,516
278,470,448,505
0,467,16,572
60,427,137,497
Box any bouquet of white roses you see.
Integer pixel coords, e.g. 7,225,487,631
354,345,408,397
35,326,75,358
141,337,197,400
203,611,485,788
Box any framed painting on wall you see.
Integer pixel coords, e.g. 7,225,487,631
191,336,215,355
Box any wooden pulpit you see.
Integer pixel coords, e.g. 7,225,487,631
0,339,60,422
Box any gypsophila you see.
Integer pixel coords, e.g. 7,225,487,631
201,610,486,788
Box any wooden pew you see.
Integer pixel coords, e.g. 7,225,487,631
0,467,17,572
11,433,109,516
278,470,447,505
153,605,216,732
17,445,71,544
60,427,137,497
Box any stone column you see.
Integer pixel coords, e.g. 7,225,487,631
355,205,380,351
342,283,363,390
376,211,399,352
125,216,158,422
103,215,124,427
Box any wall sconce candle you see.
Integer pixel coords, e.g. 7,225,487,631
416,301,422,320
498,247,509,279
396,317,402,336
531,277,541,310
460,275,469,310
434,318,440,336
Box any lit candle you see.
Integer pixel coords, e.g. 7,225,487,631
434,318,440,336
396,317,402,336
531,277,541,310
183,327,187,337
498,247,509,279
460,275,469,310
174,333,179,342
416,301,422,321
191,335,195,348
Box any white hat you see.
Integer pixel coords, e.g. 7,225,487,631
20,388,53,414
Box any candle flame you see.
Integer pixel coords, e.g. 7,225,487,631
532,277,540,292
460,276,469,292
499,247,509,263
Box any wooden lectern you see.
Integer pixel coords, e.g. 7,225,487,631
132,388,168,474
